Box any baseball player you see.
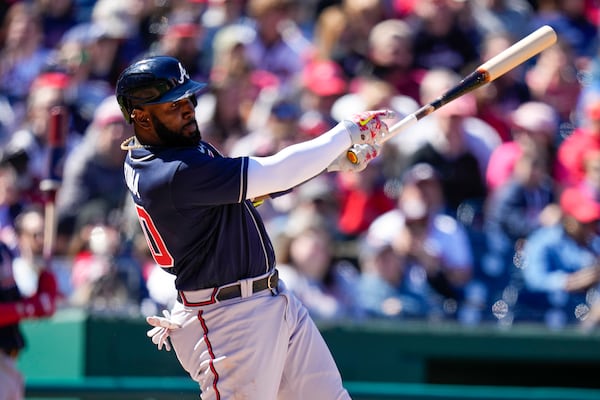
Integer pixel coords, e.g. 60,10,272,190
116,55,392,399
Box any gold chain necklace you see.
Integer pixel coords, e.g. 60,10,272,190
120,136,152,150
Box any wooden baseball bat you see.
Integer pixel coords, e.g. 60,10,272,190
40,106,68,263
346,25,557,164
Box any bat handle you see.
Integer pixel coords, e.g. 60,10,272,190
346,114,419,164
386,113,419,139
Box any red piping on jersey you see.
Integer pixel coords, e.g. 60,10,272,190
179,288,218,306
198,310,220,400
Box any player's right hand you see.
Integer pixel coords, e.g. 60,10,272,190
146,310,181,351
341,109,395,146
327,143,380,172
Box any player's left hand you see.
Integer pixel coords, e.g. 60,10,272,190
146,310,181,351
327,143,380,172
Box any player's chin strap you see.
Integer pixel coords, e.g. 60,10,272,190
146,310,181,351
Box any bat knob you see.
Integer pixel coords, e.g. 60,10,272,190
346,149,359,165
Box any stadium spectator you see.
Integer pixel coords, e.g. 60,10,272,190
334,154,395,244
68,210,146,313
260,174,340,257
11,206,47,298
519,186,600,327
89,0,146,86
355,228,430,319
51,22,116,132
486,101,560,192
3,72,80,205
142,18,210,83
201,0,251,64
313,0,388,78
229,98,302,157
0,165,21,250
530,0,598,66
469,0,534,43
405,0,481,74
244,0,313,95
367,163,475,320
482,145,560,321
556,98,600,187
277,213,360,320
36,0,78,49
55,96,132,239
195,23,263,151
525,38,581,124
297,58,349,138
0,2,53,124
578,148,600,200
357,18,423,103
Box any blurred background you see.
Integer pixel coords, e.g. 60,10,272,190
3,0,600,398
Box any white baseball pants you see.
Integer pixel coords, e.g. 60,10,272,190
169,283,351,400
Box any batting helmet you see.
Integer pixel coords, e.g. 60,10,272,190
116,56,207,123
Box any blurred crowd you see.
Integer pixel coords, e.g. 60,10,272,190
2,0,600,331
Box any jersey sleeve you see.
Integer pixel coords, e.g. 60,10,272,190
170,145,249,207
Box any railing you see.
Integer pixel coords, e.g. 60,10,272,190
17,309,600,400
25,378,600,400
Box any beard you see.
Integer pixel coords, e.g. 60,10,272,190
152,116,202,147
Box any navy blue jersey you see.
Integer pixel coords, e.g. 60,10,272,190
124,141,276,291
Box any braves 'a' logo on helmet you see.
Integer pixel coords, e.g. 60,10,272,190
177,62,190,84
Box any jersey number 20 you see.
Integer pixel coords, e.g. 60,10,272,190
136,205,175,268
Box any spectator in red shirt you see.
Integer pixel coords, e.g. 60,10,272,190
335,158,395,240
556,98,600,187
486,101,559,193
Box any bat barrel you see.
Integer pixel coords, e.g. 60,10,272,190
479,25,557,81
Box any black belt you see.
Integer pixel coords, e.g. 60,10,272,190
178,270,279,304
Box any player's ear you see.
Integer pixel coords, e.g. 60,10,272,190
131,109,151,129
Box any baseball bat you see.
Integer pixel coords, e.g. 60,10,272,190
40,105,68,262
346,25,558,164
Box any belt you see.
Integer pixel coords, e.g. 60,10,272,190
177,269,279,306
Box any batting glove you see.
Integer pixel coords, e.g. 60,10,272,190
327,143,380,172
341,109,395,146
146,310,181,352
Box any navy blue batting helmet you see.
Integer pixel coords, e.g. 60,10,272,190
116,56,207,123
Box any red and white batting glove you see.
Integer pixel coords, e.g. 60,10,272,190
327,143,381,172
146,310,181,352
340,109,395,146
